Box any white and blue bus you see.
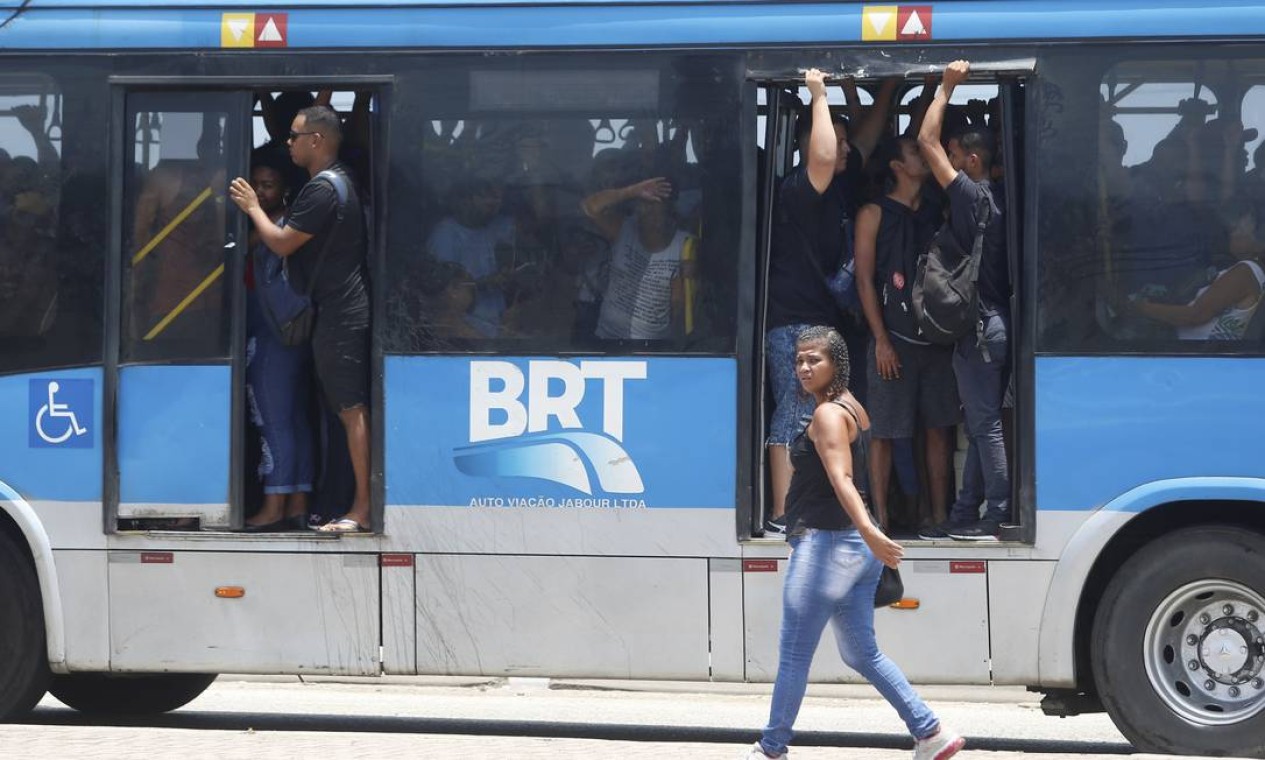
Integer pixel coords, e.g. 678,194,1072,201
1,0,1264,755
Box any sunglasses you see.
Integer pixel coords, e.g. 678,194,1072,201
287,130,320,142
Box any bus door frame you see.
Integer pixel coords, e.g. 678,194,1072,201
749,82,802,537
104,75,393,534
105,85,252,532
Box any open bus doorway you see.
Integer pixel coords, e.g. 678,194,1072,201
112,86,383,535
239,88,379,534
752,62,1030,544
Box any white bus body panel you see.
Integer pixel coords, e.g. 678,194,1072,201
709,559,746,681
742,554,991,684
108,551,379,674
989,560,1057,684
52,550,110,671
382,555,416,675
415,554,711,679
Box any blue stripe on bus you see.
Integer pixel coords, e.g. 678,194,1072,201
3,1,1265,50
0,368,101,502
118,364,228,506
1035,356,1265,512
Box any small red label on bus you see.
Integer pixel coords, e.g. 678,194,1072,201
141,552,173,564
950,561,985,574
380,554,414,567
744,559,779,573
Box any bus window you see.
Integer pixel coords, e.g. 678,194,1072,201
382,56,742,356
1038,53,1265,352
0,72,104,375
122,105,232,363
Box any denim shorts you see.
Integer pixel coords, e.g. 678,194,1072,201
766,323,815,446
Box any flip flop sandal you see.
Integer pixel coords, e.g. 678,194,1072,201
317,517,369,533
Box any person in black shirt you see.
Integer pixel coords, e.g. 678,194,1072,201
230,105,372,533
854,136,958,534
764,70,893,536
916,61,1011,541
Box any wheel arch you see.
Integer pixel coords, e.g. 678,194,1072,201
1039,477,1265,692
0,479,66,669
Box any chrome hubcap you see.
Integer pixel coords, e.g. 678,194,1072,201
1144,580,1265,725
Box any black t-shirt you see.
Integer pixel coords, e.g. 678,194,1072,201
285,162,369,313
937,171,1010,313
766,163,860,329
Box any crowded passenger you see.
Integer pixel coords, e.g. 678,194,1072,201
242,159,315,531
763,69,894,536
1133,202,1265,339
916,61,1012,542
229,104,372,534
853,136,958,533
425,177,516,338
581,172,696,341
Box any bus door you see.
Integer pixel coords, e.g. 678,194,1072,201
111,91,249,530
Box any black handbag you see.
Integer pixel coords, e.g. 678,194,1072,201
874,565,904,608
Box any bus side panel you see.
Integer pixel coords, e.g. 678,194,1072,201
988,560,1056,684
415,555,710,679
382,554,416,675
108,552,379,674
53,550,109,672
743,554,991,684
708,559,746,681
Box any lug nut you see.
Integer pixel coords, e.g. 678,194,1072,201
1249,611,1259,623
1230,686,1241,697
1253,679,1263,689
1187,634,1199,645
1224,604,1236,616
1201,613,1212,625
1190,660,1201,671
1205,679,1217,691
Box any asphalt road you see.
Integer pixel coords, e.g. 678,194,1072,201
0,676,1216,759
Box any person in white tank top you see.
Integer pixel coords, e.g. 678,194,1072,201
1135,210,1265,340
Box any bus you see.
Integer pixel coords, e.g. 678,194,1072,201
0,0,1263,755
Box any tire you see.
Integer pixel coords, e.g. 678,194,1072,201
0,530,50,721
1091,525,1265,756
48,672,217,713
50,672,217,715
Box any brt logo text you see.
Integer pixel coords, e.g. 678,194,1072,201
456,360,649,497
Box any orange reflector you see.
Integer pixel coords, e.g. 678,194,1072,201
215,586,245,599
889,598,920,610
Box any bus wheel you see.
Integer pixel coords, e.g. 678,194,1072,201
0,531,50,721
50,673,217,715
1091,525,1265,756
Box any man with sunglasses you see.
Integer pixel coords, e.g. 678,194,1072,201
230,104,372,534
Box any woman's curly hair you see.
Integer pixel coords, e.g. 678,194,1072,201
796,325,851,399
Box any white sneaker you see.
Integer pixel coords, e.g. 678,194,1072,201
913,727,965,760
744,742,786,760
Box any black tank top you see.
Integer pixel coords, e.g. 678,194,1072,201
784,399,871,533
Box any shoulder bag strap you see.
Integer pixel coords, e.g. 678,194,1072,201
295,169,350,298
964,189,993,286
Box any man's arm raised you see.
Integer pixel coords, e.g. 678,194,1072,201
918,60,970,190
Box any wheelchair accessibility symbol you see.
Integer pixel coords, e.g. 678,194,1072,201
29,378,94,449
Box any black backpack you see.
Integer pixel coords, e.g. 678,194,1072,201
911,192,993,345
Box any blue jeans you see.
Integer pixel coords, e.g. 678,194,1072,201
761,529,938,755
247,294,315,495
949,311,1010,524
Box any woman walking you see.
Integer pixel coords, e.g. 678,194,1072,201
748,325,964,760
